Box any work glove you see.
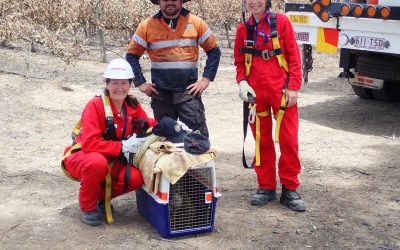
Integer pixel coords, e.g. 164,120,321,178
238,80,256,102
177,120,193,133
122,135,148,161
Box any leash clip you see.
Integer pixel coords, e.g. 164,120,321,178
248,104,256,124
247,93,256,124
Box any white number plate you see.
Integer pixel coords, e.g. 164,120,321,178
353,36,385,50
350,70,384,89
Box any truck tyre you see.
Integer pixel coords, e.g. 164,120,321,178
357,54,400,81
371,81,400,102
351,85,374,99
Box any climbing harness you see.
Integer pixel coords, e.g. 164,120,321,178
240,11,290,168
61,91,118,224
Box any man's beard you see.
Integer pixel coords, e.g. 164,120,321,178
162,5,181,18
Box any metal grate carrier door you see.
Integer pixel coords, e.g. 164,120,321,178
168,167,214,232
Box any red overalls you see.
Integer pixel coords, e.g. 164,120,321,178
234,12,302,190
63,96,157,212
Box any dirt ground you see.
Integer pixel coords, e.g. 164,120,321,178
0,45,399,250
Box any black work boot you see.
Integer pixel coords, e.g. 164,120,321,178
250,189,277,206
280,187,306,212
82,210,101,226
97,201,113,214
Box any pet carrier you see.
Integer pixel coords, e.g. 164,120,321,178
136,160,221,238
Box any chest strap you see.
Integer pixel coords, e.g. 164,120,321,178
240,47,282,60
241,13,289,75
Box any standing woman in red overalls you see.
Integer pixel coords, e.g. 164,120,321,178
234,0,305,212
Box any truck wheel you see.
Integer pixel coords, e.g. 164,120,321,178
351,85,374,99
371,81,400,102
357,54,400,81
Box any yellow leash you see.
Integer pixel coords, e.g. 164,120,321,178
274,89,288,143
254,110,270,166
271,35,289,143
104,160,117,224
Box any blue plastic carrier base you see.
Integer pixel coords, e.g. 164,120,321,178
136,165,219,238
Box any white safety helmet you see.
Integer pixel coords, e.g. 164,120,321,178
103,58,134,79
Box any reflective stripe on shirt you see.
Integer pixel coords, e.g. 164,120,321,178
149,39,198,50
198,29,212,45
151,61,197,69
132,34,148,48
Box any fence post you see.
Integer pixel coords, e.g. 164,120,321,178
224,23,232,49
96,0,106,63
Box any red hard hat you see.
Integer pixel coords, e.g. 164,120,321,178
150,0,190,4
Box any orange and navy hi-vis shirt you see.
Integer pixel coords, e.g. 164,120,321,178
127,8,220,91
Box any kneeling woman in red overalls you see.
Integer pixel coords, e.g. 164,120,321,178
62,58,157,226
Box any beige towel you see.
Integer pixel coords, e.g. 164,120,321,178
136,140,178,192
138,149,163,193
137,138,217,193
155,149,216,185
149,141,180,154
133,134,161,167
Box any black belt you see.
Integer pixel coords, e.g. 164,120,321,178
239,47,282,60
